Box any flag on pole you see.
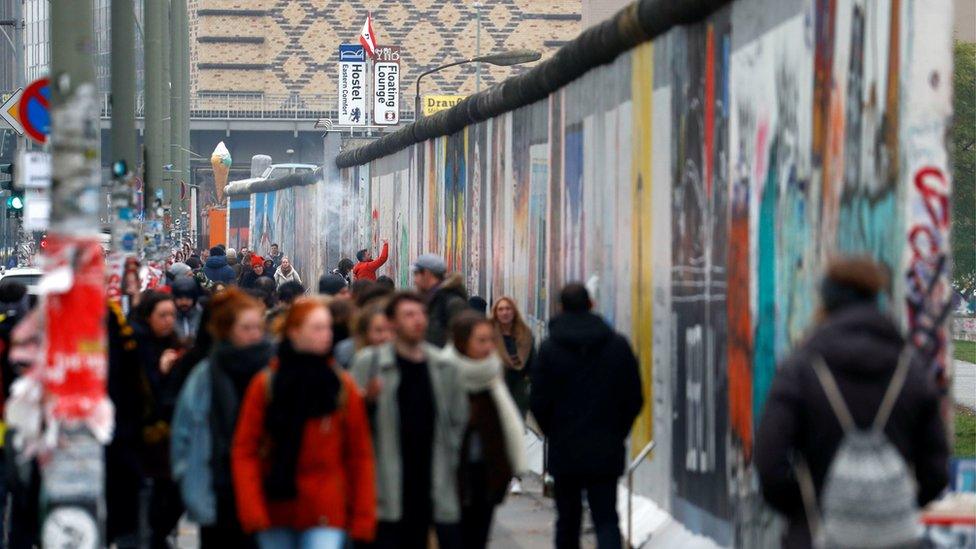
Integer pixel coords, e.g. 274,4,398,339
359,12,377,59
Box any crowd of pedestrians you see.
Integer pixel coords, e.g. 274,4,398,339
0,241,952,548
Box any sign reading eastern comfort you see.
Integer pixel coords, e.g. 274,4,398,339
338,44,367,126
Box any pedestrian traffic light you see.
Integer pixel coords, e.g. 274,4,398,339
6,191,23,211
111,159,127,179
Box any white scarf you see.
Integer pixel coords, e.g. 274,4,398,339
444,346,527,475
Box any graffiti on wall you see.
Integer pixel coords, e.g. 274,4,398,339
240,0,951,544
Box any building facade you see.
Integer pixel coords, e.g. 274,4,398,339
192,0,581,106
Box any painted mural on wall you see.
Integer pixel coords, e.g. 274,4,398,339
241,0,952,544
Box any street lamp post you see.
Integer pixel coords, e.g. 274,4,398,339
413,49,541,119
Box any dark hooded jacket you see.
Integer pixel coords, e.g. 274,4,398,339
425,273,469,347
203,255,236,285
755,304,949,548
530,311,643,477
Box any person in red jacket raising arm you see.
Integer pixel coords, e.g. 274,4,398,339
352,240,389,282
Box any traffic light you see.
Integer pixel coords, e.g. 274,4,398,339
6,193,23,210
6,189,24,218
111,159,127,179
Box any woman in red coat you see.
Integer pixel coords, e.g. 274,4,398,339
232,297,376,548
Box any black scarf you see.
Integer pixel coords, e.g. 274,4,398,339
210,340,273,487
263,338,341,500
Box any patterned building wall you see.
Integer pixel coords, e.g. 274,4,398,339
193,0,582,98
247,0,953,545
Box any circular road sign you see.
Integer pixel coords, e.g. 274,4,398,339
18,78,50,145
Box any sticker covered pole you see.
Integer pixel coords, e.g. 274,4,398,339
42,0,111,546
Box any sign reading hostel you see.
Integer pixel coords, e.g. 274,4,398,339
338,44,367,126
423,95,467,116
373,46,400,126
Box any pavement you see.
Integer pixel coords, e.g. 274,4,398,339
955,359,976,410
172,474,584,549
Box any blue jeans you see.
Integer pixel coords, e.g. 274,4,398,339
256,527,347,549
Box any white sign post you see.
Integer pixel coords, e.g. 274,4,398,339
338,44,367,126
373,46,401,126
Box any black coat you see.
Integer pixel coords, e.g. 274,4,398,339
425,274,468,347
755,304,949,548
530,312,643,477
105,303,144,541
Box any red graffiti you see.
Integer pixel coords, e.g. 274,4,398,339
905,165,952,389
913,166,949,230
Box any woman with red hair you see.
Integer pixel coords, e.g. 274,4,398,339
232,297,376,548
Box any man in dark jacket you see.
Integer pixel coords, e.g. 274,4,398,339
530,283,643,549
412,253,468,347
756,257,949,548
202,246,236,284
171,277,202,342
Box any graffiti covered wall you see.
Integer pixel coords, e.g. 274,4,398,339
245,0,952,544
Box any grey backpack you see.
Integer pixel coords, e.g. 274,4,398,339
796,350,922,548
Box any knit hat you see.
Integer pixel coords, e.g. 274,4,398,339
210,246,226,257
186,256,203,270
226,247,237,259
171,276,199,301
167,262,192,278
251,254,265,268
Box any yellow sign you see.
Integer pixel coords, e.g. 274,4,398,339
422,95,467,116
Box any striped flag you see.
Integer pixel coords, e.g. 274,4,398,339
359,12,377,59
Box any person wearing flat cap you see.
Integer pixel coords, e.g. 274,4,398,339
412,254,468,347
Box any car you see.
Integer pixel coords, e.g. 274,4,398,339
260,163,317,180
0,266,43,294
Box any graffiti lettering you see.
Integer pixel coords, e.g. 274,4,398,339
905,166,953,387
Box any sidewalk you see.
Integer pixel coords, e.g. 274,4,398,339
490,475,596,548
955,359,976,410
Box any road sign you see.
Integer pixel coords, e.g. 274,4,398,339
18,151,51,231
338,44,367,126
1,88,24,135
17,151,51,189
19,77,50,145
373,46,401,126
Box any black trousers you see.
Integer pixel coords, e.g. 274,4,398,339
460,502,496,549
200,491,256,549
148,478,184,549
553,475,622,549
372,520,462,549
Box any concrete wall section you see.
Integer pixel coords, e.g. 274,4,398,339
242,0,953,544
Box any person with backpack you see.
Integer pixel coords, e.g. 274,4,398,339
232,297,376,548
171,288,272,548
756,257,949,549
530,283,643,549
